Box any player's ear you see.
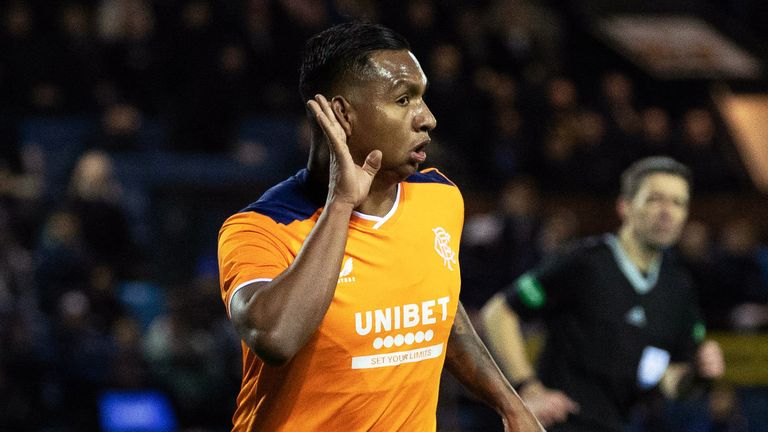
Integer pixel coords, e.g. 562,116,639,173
331,96,353,137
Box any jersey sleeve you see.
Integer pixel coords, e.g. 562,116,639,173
502,245,581,319
218,212,292,318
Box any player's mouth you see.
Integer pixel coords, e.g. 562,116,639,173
409,139,429,164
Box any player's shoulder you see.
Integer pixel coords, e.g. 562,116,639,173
236,169,322,225
405,167,457,187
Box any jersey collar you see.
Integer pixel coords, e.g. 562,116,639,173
604,234,662,295
351,183,401,230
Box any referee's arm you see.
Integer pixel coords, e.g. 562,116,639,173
480,292,579,427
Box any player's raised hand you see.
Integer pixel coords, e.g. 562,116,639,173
306,94,382,209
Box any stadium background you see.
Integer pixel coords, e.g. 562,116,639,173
1,0,767,430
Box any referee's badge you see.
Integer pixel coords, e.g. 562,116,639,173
625,305,647,327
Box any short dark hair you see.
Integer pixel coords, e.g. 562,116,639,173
299,22,410,102
620,156,692,199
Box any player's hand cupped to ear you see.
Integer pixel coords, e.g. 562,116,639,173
306,94,382,209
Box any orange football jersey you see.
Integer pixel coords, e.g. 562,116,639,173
218,168,463,431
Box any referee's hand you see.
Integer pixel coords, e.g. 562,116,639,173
696,339,725,380
519,381,579,427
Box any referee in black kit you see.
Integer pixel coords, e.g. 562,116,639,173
481,156,725,431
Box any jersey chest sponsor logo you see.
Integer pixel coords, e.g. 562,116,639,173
432,227,457,270
351,296,451,369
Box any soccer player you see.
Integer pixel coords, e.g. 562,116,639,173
481,156,725,431
218,22,543,431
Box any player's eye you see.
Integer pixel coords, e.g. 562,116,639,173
397,95,410,106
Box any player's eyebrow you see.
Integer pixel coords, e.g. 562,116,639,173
390,78,428,94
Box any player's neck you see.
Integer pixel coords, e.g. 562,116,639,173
356,179,398,217
618,228,661,273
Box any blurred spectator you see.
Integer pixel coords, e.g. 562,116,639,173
110,315,150,389
461,176,543,310
536,207,580,255
707,383,749,431
65,150,142,277
637,106,674,158
678,220,724,328
574,110,618,193
0,2,47,114
715,218,768,330
0,308,48,431
536,76,584,190
540,125,581,191
0,201,44,431
143,269,240,428
332,0,380,22
598,72,641,141
88,102,143,152
96,0,163,112
386,0,439,60
486,0,558,77
427,42,493,187
50,288,119,431
35,210,91,314
165,1,229,152
3,143,48,250
491,108,531,182
242,0,294,114
674,108,744,192
53,2,101,113
454,6,490,68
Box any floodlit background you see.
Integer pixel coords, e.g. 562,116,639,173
1,0,767,431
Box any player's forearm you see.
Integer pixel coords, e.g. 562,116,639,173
445,303,539,427
237,201,354,363
481,294,537,384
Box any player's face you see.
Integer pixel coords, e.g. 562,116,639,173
346,49,436,180
624,173,690,249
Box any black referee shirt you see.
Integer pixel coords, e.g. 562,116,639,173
504,234,705,431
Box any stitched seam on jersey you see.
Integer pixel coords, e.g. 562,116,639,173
227,278,273,319
605,234,661,295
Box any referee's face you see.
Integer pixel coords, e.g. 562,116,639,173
625,172,690,249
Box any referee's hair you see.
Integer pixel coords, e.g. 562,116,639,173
299,21,410,102
620,156,692,199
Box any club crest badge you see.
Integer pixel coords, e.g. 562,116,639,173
432,227,457,271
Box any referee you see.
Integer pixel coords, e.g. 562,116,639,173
481,156,725,431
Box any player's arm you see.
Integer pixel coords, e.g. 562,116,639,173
229,202,354,365
229,94,381,365
445,302,545,432
481,293,579,427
